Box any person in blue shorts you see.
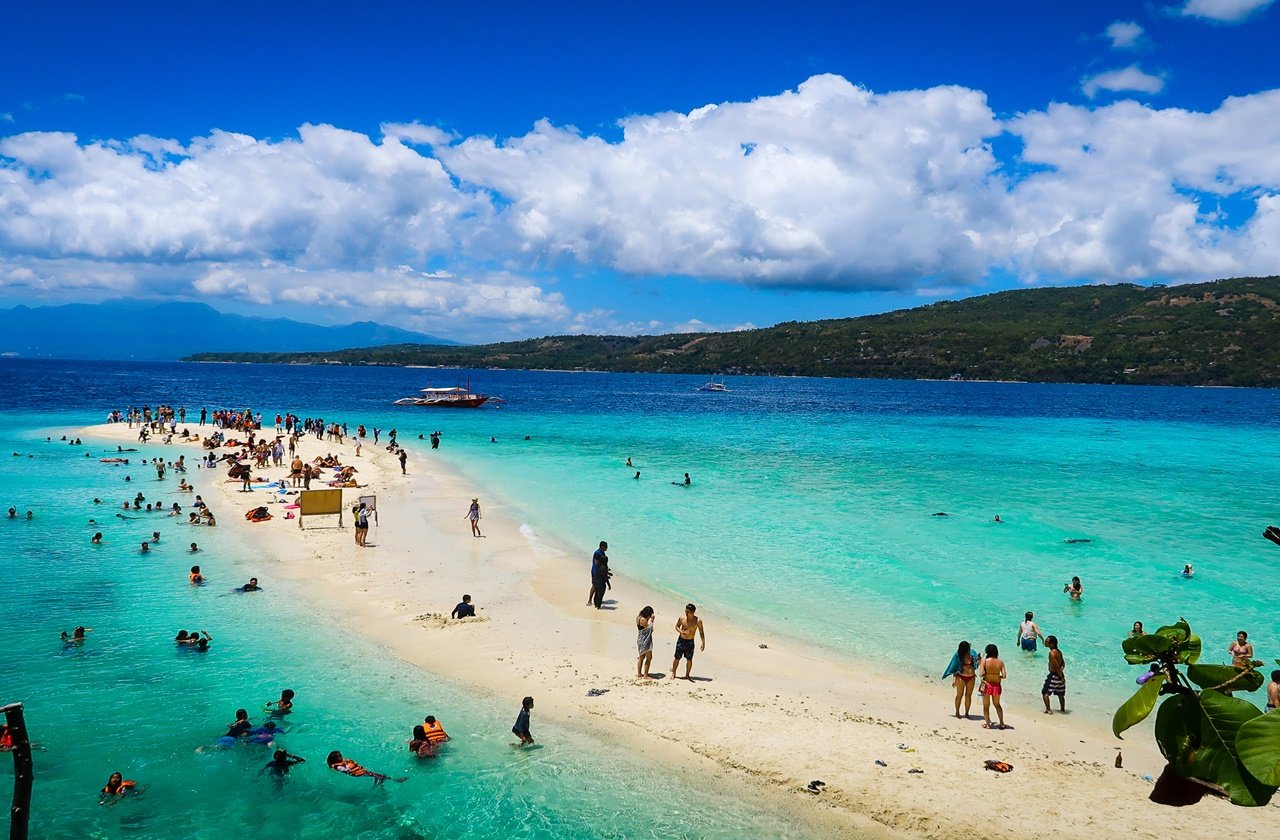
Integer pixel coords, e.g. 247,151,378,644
1018,611,1044,653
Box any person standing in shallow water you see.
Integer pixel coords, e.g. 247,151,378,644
465,498,482,537
981,644,1006,730
1041,635,1066,714
1017,611,1044,653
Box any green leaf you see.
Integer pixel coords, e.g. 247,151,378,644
1178,635,1202,665
1155,693,1197,773
1155,619,1191,643
1123,634,1171,658
1194,690,1272,807
1113,674,1166,738
1236,713,1280,786
1187,664,1263,693
1125,653,1156,665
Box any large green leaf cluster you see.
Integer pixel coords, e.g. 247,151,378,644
1113,618,1278,806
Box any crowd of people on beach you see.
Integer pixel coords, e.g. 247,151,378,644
44,402,556,804
31,399,1274,811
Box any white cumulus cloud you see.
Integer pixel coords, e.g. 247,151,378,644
1105,20,1145,48
1081,65,1165,98
1178,0,1275,22
3,75,1280,338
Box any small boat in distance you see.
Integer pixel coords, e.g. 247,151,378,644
696,382,730,392
393,385,492,408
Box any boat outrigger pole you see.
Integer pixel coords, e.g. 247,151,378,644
4,702,33,840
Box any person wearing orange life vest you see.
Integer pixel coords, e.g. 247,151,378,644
100,772,138,803
422,716,449,745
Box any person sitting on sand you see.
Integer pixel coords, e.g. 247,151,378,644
451,595,476,619
326,750,404,786
981,644,1007,730
99,772,139,803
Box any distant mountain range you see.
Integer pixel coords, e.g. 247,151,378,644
0,300,458,360
185,276,1280,387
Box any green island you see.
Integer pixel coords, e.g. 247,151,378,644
184,276,1280,387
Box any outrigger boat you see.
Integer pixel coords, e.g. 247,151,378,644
393,385,493,408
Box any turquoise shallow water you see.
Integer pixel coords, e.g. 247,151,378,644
1,411,823,839
5,359,1280,836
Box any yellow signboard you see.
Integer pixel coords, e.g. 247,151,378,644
298,489,343,529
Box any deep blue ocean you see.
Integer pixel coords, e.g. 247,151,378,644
4,358,1279,838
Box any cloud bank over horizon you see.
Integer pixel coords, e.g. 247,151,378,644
3,74,1280,338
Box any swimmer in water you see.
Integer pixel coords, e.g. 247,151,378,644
226,709,252,738
237,577,262,592
634,471,640,479
151,531,161,543
993,514,1003,523
189,542,199,552
99,772,139,804
91,532,103,544
1063,576,1084,600
60,625,91,643
260,749,306,778
671,473,691,486
1182,564,1194,577
625,457,633,467
326,750,405,786
265,689,295,715
189,566,204,584
140,542,150,554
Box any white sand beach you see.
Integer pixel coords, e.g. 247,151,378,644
81,420,1278,839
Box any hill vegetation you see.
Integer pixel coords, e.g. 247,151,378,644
184,276,1280,387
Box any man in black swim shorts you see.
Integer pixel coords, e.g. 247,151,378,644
669,603,706,681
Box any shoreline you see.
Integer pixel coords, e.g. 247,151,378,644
78,419,1276,839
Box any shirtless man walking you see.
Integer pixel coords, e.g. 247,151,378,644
670,603,706,680
1041,635,1066,714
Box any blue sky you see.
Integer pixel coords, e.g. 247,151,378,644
2,1,1279,341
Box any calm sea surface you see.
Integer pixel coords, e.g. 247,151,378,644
4,358,1279,837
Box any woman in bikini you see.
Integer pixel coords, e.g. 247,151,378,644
1229,631,1254,667
981,644,1007,730
952,640,978,719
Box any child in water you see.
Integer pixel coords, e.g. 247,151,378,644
326,751,405,786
